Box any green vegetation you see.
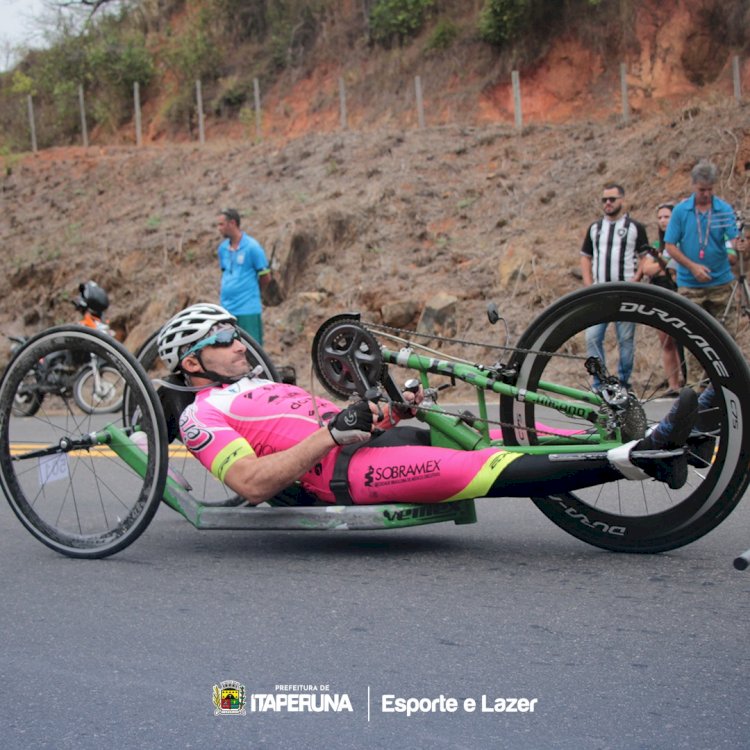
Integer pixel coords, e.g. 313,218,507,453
369,0,435,47
425,18,459,52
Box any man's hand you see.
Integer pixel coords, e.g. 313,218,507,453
690,262,712,283
328,401,375,446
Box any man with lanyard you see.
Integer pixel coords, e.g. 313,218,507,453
217,208,271,345
154,304,698,508
580,183,649,390
664,160,739,384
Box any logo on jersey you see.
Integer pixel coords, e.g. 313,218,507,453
180,410,214,452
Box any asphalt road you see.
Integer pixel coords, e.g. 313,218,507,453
2,464,749,749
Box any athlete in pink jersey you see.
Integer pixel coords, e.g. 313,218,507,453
157,304,697,507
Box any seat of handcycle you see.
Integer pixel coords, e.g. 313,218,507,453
155,373,196,444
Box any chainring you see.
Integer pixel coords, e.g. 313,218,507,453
312,315,387,399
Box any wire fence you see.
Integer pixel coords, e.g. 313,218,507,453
14,55,747,153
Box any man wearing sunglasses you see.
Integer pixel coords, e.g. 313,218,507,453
155,304,698,508
580,183,650,390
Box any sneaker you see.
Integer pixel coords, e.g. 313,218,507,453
629,388,698,489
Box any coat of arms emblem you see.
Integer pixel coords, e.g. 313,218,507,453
212,680,247,715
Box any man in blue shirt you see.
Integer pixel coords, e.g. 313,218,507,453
664,160,739,383
217,208,271,345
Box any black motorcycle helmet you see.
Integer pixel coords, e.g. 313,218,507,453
73,281,109,316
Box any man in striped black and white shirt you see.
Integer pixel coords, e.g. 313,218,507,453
580,183,649,389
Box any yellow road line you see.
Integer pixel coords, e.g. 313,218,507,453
9,443,193,459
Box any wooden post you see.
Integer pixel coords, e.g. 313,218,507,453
733,55,742,102
27,95,37,153
134,82,142,147
195,79,205,144
339,76,347,130
620,62,630,123
511,70,522,130
253,77,262,140
78,84,89,148
415,75,425,129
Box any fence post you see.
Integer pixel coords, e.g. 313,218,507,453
27,95,37,153
78,84,89,148
134,82,142,147
339,76,347,130
511,70,523,130
253,77,262,140
195,79,205,144
415,75,425,129
733,55,742,102
620,62,630,123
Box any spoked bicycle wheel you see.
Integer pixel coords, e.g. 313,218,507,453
499,282,750,553
123,326,280,506
0,326,168,558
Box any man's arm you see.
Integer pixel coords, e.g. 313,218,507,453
258,269,272,290
580,226,595,285
580,254,594,286
223,427,337,505
221,399,379,505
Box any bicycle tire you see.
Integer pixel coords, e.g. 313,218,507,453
0,326,168,558
498,282,750,553
73,364,125,414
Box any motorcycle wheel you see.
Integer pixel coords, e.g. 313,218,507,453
11,370,43,417
74,364,125,414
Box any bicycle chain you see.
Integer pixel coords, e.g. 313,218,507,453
352,319,602,440
361,320,590,363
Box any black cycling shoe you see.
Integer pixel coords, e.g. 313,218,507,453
636,388,698,451
629,388,698,490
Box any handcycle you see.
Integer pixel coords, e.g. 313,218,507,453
1,282,749,562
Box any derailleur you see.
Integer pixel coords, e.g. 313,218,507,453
585,357,647,441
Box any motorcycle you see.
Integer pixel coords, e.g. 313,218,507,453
8,281,125,417
8,332,125,416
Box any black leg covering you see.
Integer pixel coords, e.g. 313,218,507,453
488,453,622,497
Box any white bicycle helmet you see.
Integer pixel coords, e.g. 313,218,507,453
157,303,237,372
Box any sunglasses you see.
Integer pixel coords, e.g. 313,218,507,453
601,196,621,204
182,328,241,359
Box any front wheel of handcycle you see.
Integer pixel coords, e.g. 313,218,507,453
0,326,168,558
499,282,750,553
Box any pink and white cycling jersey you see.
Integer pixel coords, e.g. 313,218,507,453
180,377,524,505
179,377,343,501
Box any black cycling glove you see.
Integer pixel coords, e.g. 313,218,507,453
328,401,374,446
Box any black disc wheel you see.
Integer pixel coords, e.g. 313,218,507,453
499,282,750,553
0,326,168,558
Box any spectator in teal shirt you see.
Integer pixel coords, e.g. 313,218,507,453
664,161,739,383
217,208,270,345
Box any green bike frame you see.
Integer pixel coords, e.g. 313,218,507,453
380,347,620,454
